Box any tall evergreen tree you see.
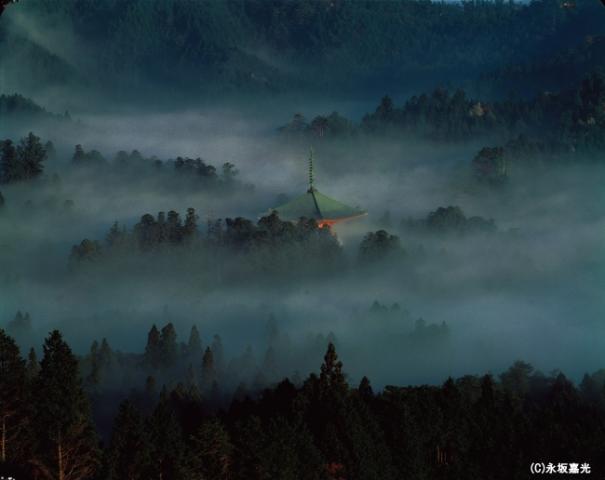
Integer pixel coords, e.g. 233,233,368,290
185,418,233,480
25,347,39,381
147,390,186,480
144,325,161,369
0,140,20,183
202,347,215,392
98,338,114,370
183,207,198,239
0,330,28,465
32,330,100,480
159,323,178,368
319,342,347,395
187,325,202,360
16,132,46,180
105,400,152,480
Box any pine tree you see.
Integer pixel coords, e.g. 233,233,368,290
166,210,183,244
105,400,152,480
319,342,347,394
185,418,233,480
26,347,39,381
44,140,56,161
202,347,215,392
187,325,202,360
183,207,198,239
358,376,373,400
0,140,20,183
17,132,46,180
98,338,113,370
144,325,161,369
147,390,186,480
0,329,28,464
159,323,178,368
32,330,100,480
72,145,85,164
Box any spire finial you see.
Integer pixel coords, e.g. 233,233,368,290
308,147,314,191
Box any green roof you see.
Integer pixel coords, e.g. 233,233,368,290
270,188,366,222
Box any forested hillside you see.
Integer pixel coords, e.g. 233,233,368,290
2,0,604,98
1,328,604,480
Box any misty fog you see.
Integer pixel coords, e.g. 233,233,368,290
1,100,604,392
1,0,605,403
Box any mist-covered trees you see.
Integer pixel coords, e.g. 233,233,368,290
280,72,605,165
472,147,508,184
185,419,233,480
69,210,345,280
0,133,47,184
6,0,600,95
0,330,29,466
105,400,152,480
69,144,242,189
32,330,100,480
403,205,497,235
2,327,605,479
72,145,106,168
358,230,404,264
280,111,355,139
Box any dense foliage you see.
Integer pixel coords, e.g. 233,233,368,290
0,94,68,120
0,132,49,184
3,0,604,95
282,72,605,147
69,144,243,189
1,328,604,479
403,206,497,235
70,210,348,279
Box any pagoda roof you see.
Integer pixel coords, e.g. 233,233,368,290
270,187,366,223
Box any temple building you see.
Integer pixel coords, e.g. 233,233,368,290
269,150,367,227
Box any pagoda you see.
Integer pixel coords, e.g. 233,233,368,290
269,150,367,227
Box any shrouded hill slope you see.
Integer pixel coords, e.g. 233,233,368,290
1,0,604,98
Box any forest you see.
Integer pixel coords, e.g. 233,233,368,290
1,0,604,99
1,327,604,480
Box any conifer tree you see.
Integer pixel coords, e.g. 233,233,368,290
202,347,215,392
98,338,113,370
319,342,347,394
25,347,39,381
105,400,152,480
148,389,186,480
17,132,46,180
0,140,20,183
144,325,161,369
183,207,198,239
0,330,28,464
187,325,202,360
159,323,178,368
358,376,373,400
32,330,100,480
185,418,233,480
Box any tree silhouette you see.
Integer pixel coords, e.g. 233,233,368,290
32,330,99,480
